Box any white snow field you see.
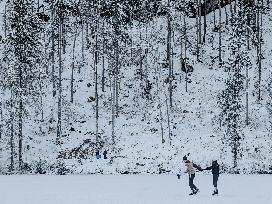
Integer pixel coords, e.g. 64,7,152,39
0,174,271,204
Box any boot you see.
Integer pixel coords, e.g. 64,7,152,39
194,188,199,194
212,190,218,196
189,191,195,195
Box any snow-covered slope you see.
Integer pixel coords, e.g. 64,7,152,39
0,1,271,174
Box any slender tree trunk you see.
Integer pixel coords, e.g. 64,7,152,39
115,54,119,117
167,0,173,108
155,51,165,144
257,0,262,101
247,13,250,50
18,79,23,170
51,0,56,97
111,77,116,145
246,63,249,125
71,31,77,103
198,0,202,45
80,1,84,72
4,3,7,39
18,42,23,170
229,0,233,19
196,0,200,60
225,1,228,25
94,14,99,142
180,15,183,84
102,21,106,92
111,35,119,145
165,96,172,146
219,0,222,65
56,2,63,145
203,0,207,43
39,73,44,121
10,96,15,172
184,15,188,92
213,1,216,27
0,100,2,139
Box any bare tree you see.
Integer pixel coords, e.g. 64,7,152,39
155,50,165,144
51,0,56,97
184,14,188,92
167,0,173,107
94,5,99,143
56,0,64,145
256,0,262,101
203,0,207,43
9,96,15,172
102,21,106,92
71,29,78,103
219,0,222,65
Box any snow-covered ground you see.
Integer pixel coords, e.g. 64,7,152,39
0,174,271,204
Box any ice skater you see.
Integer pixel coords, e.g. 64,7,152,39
183,155,201,195
203,160,220,195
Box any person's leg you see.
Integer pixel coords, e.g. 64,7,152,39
189,175,194,191
191,174,198,190
213,174,219,194
189,174,198,194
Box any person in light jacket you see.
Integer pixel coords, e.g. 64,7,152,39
183,155,201,195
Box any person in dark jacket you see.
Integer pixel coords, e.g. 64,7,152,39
204,160,220,195
103,149,108,159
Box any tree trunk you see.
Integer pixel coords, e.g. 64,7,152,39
94,14,99,143
246,63,249,125
203,0,207,43
219,0,222,65
180,15,183,84
80,0,84,73
196,0,200,60
198,0,202,45
257,0,262,101
247,13,250,50
10,96,15,172
39,73,44,121
167,0,173,108
51,0,56,97
71,31,77,103
213,1,216,27
0,101,2,139
165,95,172,146
56,2,63,145
184,15,188,92
225,1,228,25
102,21,106,92
111,77,116,145
155,50,164,144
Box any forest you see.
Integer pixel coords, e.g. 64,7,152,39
0,0,271,174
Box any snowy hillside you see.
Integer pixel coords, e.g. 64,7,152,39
0,0,271,174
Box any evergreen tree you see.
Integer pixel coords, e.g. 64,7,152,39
218,4,252,173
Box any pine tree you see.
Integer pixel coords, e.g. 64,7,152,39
218,3,252,173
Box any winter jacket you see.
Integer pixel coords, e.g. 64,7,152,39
184,161,196,175
205,161,220,175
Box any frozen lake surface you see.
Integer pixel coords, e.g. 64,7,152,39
0,174,271,204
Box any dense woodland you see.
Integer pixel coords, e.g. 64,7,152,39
0,0,271,174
